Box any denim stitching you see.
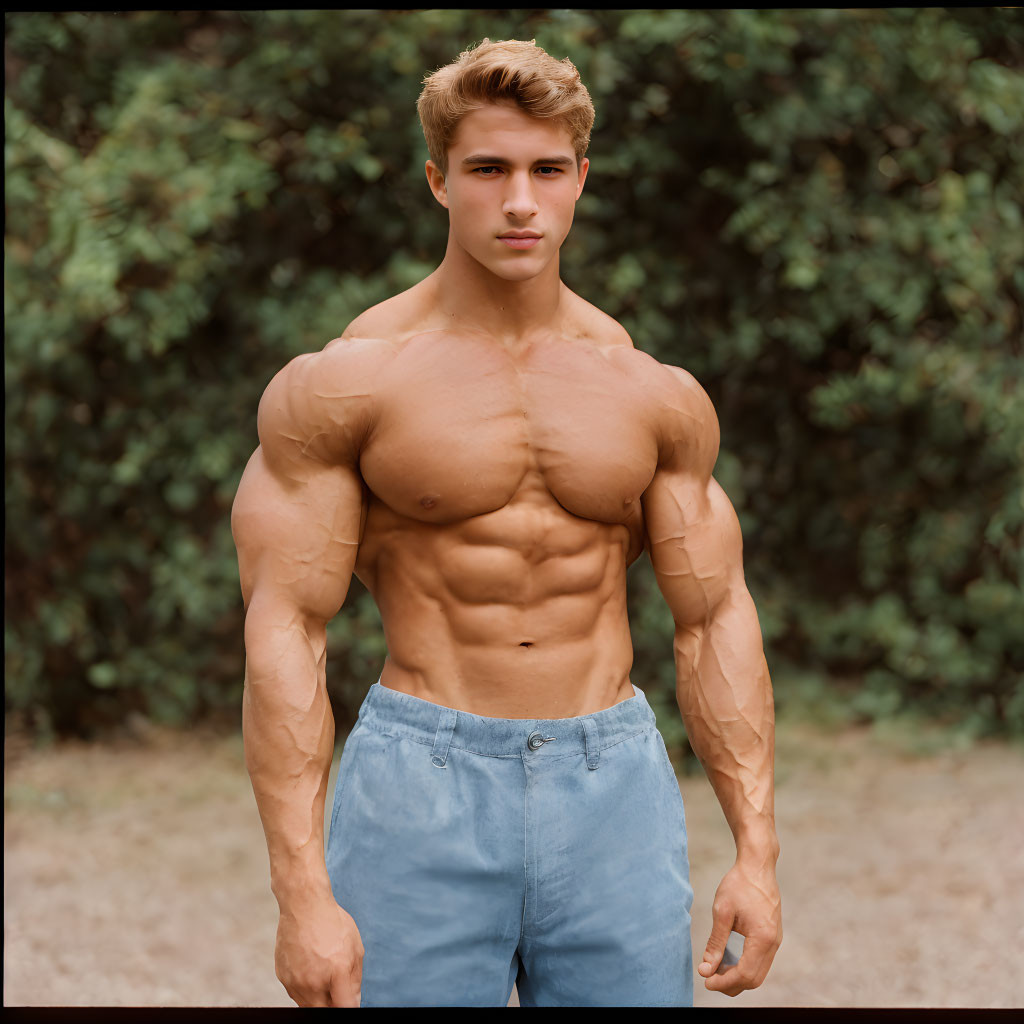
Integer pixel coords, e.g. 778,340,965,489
430,708,458,768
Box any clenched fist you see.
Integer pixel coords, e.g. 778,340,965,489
275,896,365,1007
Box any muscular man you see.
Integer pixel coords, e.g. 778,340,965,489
231,38,781,1008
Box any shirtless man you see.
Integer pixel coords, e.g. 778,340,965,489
231,38,781,1008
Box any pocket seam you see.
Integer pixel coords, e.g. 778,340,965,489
655,730,687,821
327,730,362,853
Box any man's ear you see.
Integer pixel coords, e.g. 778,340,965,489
425,159,449,210
575,156,590,201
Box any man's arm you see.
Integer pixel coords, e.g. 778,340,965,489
231,344,373,1007
642,365,782,996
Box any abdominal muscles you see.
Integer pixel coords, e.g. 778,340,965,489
359,474,638,718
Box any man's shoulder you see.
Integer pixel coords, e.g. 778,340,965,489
579,309,703,400
645,361,719,477
565,290,635,352
330,280,433,352
258,284,441,463
257,299,411,467
564,291,714,418
658,362,716,416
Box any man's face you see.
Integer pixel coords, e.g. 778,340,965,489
426,102,589,282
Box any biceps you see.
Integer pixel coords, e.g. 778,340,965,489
644,473,744,627
231,446,364,624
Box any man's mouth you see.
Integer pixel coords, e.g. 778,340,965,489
498,233,542,249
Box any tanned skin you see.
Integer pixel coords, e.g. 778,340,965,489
231,101,782,1007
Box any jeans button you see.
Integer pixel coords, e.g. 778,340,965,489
527,731,545,750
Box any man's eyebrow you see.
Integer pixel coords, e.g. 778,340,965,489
461,154,576,166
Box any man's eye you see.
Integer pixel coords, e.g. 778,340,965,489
475,166,501,175
537,167,563,175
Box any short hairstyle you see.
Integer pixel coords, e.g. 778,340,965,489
417,38,595,177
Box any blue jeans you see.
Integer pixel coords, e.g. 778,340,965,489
325,681,693,1007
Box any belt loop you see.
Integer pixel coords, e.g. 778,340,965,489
582,717,600,770
431,708,458,768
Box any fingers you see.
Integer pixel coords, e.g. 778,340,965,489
328,979,361,1008
288,976,359,1009
697,899,736,979
286,984,332,1008
281,956,362,1008
329,957,363,1008
702,930,775,996
703,964,746,998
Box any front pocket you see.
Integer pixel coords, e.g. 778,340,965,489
654,729,687,824
327,728,363,853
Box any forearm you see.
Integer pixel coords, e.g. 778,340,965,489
242,599,336,908
674,584,778,864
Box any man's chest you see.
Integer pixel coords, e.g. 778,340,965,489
358,335,662,525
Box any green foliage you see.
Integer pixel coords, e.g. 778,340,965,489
5,10,1023,737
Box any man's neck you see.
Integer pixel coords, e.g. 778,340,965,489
427,239,567,346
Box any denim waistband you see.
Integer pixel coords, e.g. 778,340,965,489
357,680,658,764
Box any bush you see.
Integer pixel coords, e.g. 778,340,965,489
5,10,1022,738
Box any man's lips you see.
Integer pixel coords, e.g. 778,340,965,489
498,234,542,249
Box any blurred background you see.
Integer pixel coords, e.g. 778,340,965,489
5,8,1023,1008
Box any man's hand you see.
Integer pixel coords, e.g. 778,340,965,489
697,858,782,996
275,897,365,1007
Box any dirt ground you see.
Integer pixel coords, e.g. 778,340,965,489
4,713,1023,1008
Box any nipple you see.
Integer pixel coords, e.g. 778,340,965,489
419,494,439,509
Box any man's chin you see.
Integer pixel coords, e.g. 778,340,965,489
485,253,554,283
492,267,546,283
454,239,558,282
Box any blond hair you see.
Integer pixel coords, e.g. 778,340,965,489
417,38,595,176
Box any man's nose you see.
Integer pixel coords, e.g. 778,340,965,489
502,171,539,219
